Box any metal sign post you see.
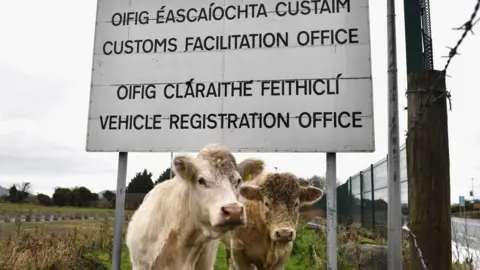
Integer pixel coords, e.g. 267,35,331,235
386,0,403,267
326,153,337,270
111,152,128,270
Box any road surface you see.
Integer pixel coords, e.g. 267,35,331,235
452,217,480,250
452,217,480,268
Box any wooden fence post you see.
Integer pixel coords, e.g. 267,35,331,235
406,70,451,270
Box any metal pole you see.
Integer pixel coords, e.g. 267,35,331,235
326,153,337,270
360,172,364,227
472,178,475,199
112,152,128,270
387,0,402,267
371,164,375,230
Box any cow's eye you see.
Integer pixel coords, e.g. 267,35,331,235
235,178,241,188
264,201,270,208
198,177,208,187
294,202,300,209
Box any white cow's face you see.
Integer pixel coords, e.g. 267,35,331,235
193,163,244,232
172,147,264,238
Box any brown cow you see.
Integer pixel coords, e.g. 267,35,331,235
221,171,324,270
125,144,264,270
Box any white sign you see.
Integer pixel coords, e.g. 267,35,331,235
86,0,374,153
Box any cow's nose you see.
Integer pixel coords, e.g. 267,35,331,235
221,203,244,225
275,228,295,242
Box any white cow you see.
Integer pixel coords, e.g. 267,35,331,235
126,144,264,270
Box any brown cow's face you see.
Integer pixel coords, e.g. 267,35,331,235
240,173,324,243
173,145,265,238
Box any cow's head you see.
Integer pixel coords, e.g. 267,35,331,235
173,144,264,237
239,172,324,243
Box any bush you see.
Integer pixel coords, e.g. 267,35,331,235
0,221,113,269
36,193,51,206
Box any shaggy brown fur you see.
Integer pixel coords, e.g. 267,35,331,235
261,173,301,204
221,172,324,270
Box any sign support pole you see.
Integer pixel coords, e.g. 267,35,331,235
386,0,403,268
112,152,128,270
326,152,337,270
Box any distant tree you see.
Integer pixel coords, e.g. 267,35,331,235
8,185,19,202
90,193,99,202
70,186,94,207
7,182,30,203
103,190,116,203
308,175,326,190
52,187,73,206
18,182,31,201
155,167,175,185
126,169,154,194
37,193,52,206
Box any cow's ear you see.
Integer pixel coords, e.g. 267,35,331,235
240,186,263,201
299,187,324,206
237,158,264,181
173,155,198,182
298,178,310,187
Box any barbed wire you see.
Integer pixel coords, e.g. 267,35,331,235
405,0,480,138
402,222,429,270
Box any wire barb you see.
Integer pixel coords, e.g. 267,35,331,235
405,0,480,138
402,222,429,270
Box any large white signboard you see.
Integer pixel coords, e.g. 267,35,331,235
86,0,374,153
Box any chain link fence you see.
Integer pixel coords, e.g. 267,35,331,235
332,143,408,238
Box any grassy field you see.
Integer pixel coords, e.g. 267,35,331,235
0,202,135,215
0,204,475,269
0,217,382,269
94,235,230,270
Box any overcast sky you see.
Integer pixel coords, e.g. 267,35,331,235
0,0,479,203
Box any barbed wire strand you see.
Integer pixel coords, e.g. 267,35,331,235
402,222,428,270
405,0,480,138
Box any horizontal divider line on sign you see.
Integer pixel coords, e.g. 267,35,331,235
88,114,374,120
92,76,371,87
93,41,371,56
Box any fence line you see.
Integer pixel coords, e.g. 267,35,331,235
338,143,408,237
338,0,480,237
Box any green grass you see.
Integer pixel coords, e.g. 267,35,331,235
95,242,132,270
95,243,230,270
0,218,373,269
0,203,135,215
95,237,235,270
214,244,229,270
93,221,369,270
1,217,476,269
